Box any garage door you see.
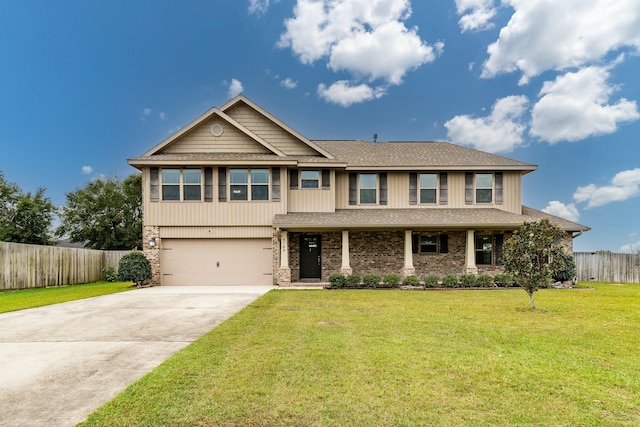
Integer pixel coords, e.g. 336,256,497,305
161,238,273,285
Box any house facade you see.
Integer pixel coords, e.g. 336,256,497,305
128,95,589,286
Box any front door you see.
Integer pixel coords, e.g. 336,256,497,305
300,235,321,279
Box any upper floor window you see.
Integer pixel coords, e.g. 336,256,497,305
161,168,202,201
465,172,503,205
419,173,437,204
349,172,387,206
230,168,269,201
476,174,493,203
301,170,320,189
359,173,377,204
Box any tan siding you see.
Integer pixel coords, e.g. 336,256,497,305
145,201,285,226
160,117,271,154
226,104,319,156
502,171,522,214
160,226,272,238
288,170,335,212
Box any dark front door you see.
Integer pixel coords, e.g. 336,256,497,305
300,235,321,279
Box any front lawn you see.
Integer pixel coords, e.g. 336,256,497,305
81,283,640,426
0,281,132,313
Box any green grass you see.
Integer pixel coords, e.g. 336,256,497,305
81,283,640,426
0,281,133,313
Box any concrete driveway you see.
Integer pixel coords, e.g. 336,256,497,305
0,285,272,427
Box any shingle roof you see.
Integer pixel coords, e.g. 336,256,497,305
313,140,537,171
128,153,343,166
274,206,589,232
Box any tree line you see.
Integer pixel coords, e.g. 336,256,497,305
0,171,141,250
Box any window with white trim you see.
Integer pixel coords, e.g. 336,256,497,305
476,174,493,203
230,168,269,201
300,170,320,189
419,173,437,204
412,233,449,254
161,168,202,201
359,173,377,204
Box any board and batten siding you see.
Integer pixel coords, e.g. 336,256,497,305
287,170,335,213
335,171,522,213
226,103,319,156
160,226,273,239
160,117,271,154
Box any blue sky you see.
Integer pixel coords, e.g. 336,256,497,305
1,0,639,252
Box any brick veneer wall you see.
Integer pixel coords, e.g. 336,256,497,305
143,226,161,286
412,231,466,277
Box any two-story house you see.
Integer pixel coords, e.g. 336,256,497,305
129,95,589,286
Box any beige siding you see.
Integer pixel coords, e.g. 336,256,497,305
160,117,271,154
145,201,285,226
160,226,273,238
226,104,319,156
288,170,335,212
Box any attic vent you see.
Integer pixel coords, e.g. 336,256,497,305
211,123,224,137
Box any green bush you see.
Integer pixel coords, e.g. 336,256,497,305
442,275,459,288
477,274,494,288
103,266,118,282
362,274,381,288
460,274,477,288
423,275,440,288
552,251,577,282
403,275,420,287
381,273,402,288
493,273,515,288
345,274,362,288
117,251,151,287
328,273,346,289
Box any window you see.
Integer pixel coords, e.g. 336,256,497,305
230,168,269,201
412,234,449,254
359,173,377,204
419,173,437,204
300,170,320,189
161,168,202,201
475,235,493,265
476,174,493,203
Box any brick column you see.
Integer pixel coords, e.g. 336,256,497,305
143,226,161,286
401,229,416,277
340,230,352,275
465,229,478,275
278,230,291,286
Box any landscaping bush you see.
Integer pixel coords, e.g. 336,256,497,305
493,273,515,288
423,275,440,288
103,266,118,282
402,275,420,287
328,273,346,289
381,273,402,288
460,274,477,288
477,274,494,288
117,251,151,287
362,274,381,288
345,274,362,289
442,275,459,288
552,251,577,283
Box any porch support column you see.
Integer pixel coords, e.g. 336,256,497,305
340,230,352,275
402,229,416,277
465,229,478,275
278,230,291,286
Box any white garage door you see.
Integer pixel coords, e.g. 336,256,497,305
161,238,273,285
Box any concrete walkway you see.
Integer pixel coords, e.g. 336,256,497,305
0,285,273,427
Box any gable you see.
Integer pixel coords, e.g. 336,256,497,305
225,103,320,156
159,115,272,155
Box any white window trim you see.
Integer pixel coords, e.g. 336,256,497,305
419,173,438,205
358,173,378,205
161,168,203,202
229,168,270,202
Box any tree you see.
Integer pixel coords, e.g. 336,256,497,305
0,172,56,245
501,219,568,309
57,174,142,250
117,251,151,287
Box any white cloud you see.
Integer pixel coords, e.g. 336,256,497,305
281,77,298,89
455,0,496,32
482,0,640,84
158,112,167,120
573,168,640,208
278,0,439,104
542,201,580,222
143,108,151,116
249,0,270,15
81,165,93,175
444,95,529,153
318,81,386,107
227,78,244,98
530,66,640,143
620,240,640,253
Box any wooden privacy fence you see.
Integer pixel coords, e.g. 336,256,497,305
575,252,640,284
0,242,130,290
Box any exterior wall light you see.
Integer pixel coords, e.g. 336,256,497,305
149,237,156,247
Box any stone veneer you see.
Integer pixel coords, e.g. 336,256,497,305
143,226,161,286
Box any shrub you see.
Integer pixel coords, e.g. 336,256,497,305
362,274,381,288
477,274,494,288
442,275,459,288
493,273,515,288
403,275,420,287
328,273,346,289
460,274,477,288
117,251,151,287
381,273,402,288
103,266,118,282
345,274,362,288
552,251,577,283
423,275,440,288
